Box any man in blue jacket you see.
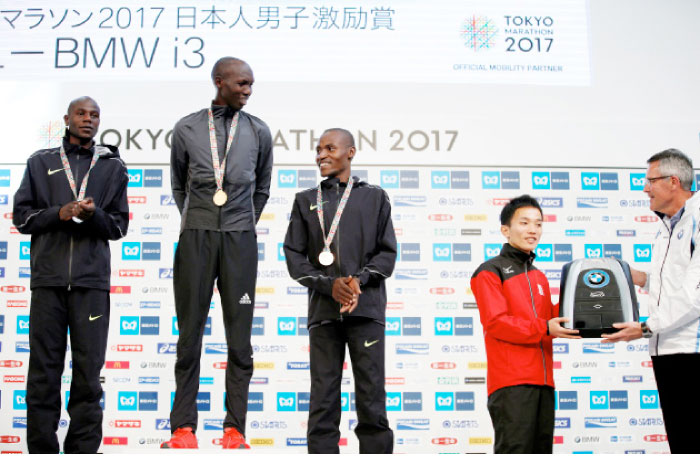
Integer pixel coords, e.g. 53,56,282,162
13,96,129,453
284,128,396,453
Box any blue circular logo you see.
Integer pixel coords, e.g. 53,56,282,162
584,270,610,288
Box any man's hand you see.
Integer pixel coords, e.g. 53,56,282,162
630,268,647,288
59,201,79,221
333,276,360,313
601,322,643,343
548,317,581,339
340,277,361,314
74,197,95,221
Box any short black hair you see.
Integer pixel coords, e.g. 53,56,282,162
500,194,542,226
67,96,98,115
322,128,355,147
211,56,246,82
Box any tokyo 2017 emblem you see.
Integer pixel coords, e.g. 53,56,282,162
460,15,498,50
39,119,66,148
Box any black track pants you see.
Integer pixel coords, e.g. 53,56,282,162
170,229,257,434
27,287,110,454
652,353,700,454
487,384,554,454
307,318,393,454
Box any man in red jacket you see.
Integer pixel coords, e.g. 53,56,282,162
471,195,579,454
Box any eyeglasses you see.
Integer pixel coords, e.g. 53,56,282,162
644,175,672,186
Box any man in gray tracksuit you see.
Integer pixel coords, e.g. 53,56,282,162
163,57,273,450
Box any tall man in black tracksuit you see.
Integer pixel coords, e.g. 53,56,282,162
13,97,129,453
162,57,273,450
284,128,396,454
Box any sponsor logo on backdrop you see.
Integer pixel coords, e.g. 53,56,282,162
461,16,498,50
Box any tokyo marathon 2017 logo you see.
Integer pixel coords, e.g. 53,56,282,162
460,15,498,51
39,119,66,148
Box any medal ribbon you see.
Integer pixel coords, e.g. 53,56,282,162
317,179,353,255
59,144,99,201
207,108,240,192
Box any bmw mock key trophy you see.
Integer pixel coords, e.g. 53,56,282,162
559,258,639,338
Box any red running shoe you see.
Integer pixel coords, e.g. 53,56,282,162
161,427,198,449
222,427,250,449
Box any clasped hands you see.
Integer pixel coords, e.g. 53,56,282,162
332,276,361,314
59,197,95,222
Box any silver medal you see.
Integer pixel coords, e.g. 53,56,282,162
319,250,334,266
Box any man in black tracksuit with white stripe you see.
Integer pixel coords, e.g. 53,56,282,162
284,128,396,454
13,97,129,453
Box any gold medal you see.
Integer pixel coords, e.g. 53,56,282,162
213,189,228,206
